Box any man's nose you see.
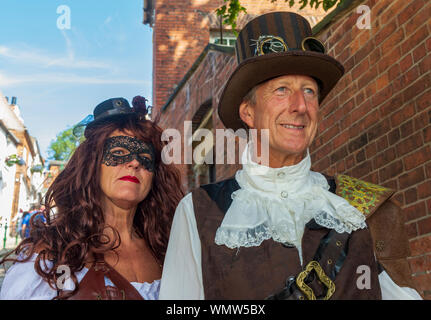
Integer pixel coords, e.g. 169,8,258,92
289,90,307,113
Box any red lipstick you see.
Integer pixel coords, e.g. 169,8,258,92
119,176,140,184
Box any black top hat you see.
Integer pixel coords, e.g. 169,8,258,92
73,96,150,138
218,11,345,131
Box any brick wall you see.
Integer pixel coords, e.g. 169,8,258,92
158,47,239,191
155,0,431,298
310,0,431,298
153,0,328,114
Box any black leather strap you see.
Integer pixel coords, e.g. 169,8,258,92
323,174,337,193
201,177,240,214
266,229,350,300
305,229,350,298
312,229,350,281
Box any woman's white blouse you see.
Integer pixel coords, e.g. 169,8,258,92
0,254,160,300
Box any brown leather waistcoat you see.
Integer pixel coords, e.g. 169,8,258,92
191,175,407,300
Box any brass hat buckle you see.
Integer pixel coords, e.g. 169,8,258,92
252,35,288,56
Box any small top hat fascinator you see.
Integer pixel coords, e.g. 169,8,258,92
73,96,151,138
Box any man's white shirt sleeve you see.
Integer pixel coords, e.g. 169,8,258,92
378,271,422,300
159,193,204,299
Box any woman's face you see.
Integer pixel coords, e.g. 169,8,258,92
99,129,154,209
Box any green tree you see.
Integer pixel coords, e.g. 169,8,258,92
216,0,344,32
48,127,85,161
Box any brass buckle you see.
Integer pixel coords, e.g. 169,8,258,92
295,260,335,300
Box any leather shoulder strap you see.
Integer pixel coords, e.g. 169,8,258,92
103,262,144,300
200,176,240,214
68,255,144,300
335,174,394,219
67,262,106,300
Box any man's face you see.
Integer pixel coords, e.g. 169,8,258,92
239,75,320,167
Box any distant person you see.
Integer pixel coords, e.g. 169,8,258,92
19,211,31,239
0,96,183,300
31,206,46,226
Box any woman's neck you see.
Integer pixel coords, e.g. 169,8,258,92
102,199,138,243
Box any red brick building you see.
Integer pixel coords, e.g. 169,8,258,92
145,0,431,298
146,0,329,113
145,0,329,188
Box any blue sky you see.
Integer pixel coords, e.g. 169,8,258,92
0,0,152,159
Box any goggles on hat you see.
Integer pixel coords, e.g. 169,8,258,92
254,35,326,56
102,136,155,172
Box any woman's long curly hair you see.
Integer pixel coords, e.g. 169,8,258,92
0,112,184,299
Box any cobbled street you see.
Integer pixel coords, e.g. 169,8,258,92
0,248,16,289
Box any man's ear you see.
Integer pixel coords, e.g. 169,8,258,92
239,101,255,129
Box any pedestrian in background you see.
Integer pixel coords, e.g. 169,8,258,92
19,210,30,239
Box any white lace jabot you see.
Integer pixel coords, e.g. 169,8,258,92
214,143,367,253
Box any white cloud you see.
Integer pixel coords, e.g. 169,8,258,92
0,44,110,70
0,71,150,86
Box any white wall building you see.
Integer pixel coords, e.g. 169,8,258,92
0,92,45,245
0,120,19,238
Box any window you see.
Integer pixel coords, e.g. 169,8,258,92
210,30,236,47
213,38,237,46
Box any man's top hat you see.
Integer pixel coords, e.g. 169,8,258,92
218,11,345,131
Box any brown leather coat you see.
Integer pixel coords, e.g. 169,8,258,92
192,174,417,299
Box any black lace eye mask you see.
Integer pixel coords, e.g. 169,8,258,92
102,136,155,172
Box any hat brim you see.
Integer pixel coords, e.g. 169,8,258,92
218,50,345,131
83,112,135,137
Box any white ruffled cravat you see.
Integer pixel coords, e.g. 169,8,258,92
214,143,367,259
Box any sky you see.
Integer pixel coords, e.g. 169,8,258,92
0,0,153,159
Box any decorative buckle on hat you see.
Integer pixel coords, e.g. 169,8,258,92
252,35,326,56
301,37,326,54
295,260,335,300
252,35,288,56
113,99,123,107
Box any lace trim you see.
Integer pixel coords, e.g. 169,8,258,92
215,144,367,249
314,209,367,234
215,188,311,249
215,185,366,249
215,223,273,249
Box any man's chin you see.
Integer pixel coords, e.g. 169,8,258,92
270,144,308,157
267,146,308,167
